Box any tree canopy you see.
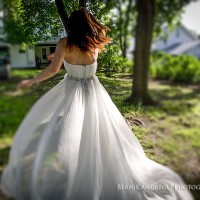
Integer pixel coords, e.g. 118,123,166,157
1,0,198,104
1,0,114,45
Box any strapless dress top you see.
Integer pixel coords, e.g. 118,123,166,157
63,59,97,80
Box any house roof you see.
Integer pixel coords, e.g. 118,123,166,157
163,43,182,52
169,41,200,55
35,42,57,46
0,40,10,48
36,36,62,45
180,25,199,41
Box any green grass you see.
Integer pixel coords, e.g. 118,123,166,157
99,73,200,199
0,69,200,199
0,69,65,168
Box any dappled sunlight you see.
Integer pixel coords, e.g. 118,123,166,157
100,73,200,194
0,0,199,198
4,89,25,97
1,71,199,177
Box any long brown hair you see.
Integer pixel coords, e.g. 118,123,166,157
66,8,112,55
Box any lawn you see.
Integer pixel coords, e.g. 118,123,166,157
0,68,199,199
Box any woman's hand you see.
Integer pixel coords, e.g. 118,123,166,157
16,79,35,90
48,53,55,62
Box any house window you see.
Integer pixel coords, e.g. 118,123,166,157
50,47,56,54
42,48,47,59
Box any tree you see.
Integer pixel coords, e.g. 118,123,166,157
127,0,197,105
3,0,196,106
114,0,135,58
1,0,114,45
128,0,156,105
2,0,62,44
55,0,69,32
79,0,86,8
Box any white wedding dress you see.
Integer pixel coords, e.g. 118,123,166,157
0,60,194,200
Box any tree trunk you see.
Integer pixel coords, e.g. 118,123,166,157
79,0,86,8
116,2,124,56
127,0,156,105
55,0,68,32
117,0,133,59
122,0,133,58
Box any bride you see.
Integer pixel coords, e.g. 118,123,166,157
0,7,194,200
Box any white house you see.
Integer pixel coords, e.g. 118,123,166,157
8,45,35,68
154,25,200,59
118,24,200,60
0,9,66,68
0,10,36,68
35,28,66,69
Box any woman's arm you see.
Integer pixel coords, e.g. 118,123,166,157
17,38,66,90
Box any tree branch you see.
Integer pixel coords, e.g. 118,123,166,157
123,0,133,58
55,0,68,32
79,0,86,8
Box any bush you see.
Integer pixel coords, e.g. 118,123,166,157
150,51,200,83
97,43,128,77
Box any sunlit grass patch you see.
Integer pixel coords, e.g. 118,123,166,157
0,69,199,199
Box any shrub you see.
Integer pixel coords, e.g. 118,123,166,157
150,52,200,83
97,43,128,77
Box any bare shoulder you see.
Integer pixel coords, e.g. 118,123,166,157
57,37,68,48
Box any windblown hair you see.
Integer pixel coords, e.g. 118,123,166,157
66,8,112,55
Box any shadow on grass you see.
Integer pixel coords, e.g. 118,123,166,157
101,75,198,121
151,86,200,101
187,178,200,200
0,71,199,200
148,85,200,117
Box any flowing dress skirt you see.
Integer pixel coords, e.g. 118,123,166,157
0,74,194,200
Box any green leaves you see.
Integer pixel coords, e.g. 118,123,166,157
2,0,62,45
150,52,200,83
2,0,115,45
1,0,197,55
98,43,128,76
154,0,197,38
